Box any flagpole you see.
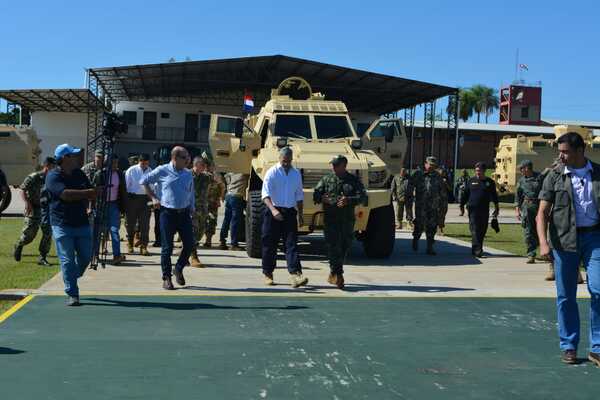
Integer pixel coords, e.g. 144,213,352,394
514,48,519,82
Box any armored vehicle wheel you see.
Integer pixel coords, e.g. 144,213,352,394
246,190,264,258
363,204,395,258
0,185,11,214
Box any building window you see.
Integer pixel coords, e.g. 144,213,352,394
521,107,529,118
161,112,170,119
122,111,137,125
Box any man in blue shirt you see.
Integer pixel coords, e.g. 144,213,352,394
141,146,195,290
45,144,100,306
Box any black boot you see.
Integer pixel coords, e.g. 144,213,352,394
14,244,23,262
426,239,436,255
412,237,419,252
37,256,51,266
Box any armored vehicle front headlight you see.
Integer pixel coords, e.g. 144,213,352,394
276,137,288,148
351,139,362,149
368,170,388,187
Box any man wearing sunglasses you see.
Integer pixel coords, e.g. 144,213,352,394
141,146,195,290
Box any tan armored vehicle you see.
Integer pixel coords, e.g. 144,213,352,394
209,77,407,258
493,125,599,193
0,125,42,212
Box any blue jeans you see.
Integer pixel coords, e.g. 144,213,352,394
553,230,600,353
220,195,244,245
108,202,121,256
159,207,194,279
51,225,92,297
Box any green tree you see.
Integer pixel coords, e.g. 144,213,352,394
470,84,499,123
448,88,476,122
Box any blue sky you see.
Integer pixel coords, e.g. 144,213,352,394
1,0,598,121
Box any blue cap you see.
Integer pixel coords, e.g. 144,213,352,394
54,143,82,161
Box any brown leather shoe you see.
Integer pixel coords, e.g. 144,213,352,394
230,245,244,251
589,352,600,367
162,278,174,290
139,246,150,256
327,273,337,285
264,272,274,286
173,268,186,286
219,242,228,250
335,274,345,289
577,270,585,284
561,349,577,364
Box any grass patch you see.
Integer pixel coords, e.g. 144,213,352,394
0,299,17,314
0,218,59,291
444,222,528,257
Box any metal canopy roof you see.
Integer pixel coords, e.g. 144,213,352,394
89,55,456,114
0,89,103,112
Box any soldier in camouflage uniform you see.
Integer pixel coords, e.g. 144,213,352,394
411,156,444,255
14,157,56,265
314,155,367,289
390,168,413,230
189,156,210,268
81,150,104,184
455,170,469,215
438,168,451,235
515,160,543,264
204,161,225,248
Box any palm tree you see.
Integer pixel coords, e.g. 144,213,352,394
470,84,499,123
448,88,476,122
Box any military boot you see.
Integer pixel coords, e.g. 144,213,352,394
412,237,419,252
526,256,536,264
578,268,585,284
127,240,134,254
426,239,436,255
37,256,51,266
13,244,23,262
190,252,204,268
545,262,555,281
397,221,403,230
139,245,150,256
203,235,213,248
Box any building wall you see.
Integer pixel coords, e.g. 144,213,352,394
31,111,87,159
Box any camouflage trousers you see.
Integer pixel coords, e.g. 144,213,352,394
323,214,354,275
520,203,539,257
395,200,413,224
413,205,439,241
206,205,219,237
192,209,209,252
16,207,52,256
438,201,448,228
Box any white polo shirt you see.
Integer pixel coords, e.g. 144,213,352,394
261,164,304,208
125,164,152,195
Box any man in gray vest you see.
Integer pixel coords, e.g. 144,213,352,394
537,131,600,367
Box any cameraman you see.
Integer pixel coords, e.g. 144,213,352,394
46,144,100,306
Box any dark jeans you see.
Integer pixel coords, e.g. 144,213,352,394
468,206,489,256
261,207,301,275
126,194,151,245
220,194,244,245
153,208,161,245
159,207,194,279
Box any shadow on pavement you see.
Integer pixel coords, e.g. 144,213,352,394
0,347,26,355
83,297,310,310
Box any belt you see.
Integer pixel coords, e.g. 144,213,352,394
275,206,295,211
524,198,539,204
162,206,190,214
128,193,148,197
576,223,600,233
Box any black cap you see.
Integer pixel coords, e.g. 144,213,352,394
330,155,348,166
139,153,150,161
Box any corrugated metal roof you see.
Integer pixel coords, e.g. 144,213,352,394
0,89,103,112
412,121,556,134
542,118,600,128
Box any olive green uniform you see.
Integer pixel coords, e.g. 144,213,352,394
313,172,367,274
191,170,210,252
412,169,443,243
390,174,413,226
438,172,450,229
15,171,52,257
515,172,543,257
206,172,225,238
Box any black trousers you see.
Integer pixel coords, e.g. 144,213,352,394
126,194,151,245
261,207,302,275
468,206,489,256
153,208,161,245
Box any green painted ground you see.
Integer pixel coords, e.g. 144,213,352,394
1,296,598,399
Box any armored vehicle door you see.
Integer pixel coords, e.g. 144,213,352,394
361,118,406,175
208,114,260,174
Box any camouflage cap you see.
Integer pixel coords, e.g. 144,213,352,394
330,154,348,166
94,149,104,156
518,159,533,169
425,156,438,166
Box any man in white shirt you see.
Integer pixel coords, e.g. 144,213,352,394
124,153,152,255
261,147,308,288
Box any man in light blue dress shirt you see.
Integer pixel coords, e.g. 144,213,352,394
141,146,195,290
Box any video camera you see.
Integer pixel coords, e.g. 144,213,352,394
102,112,128,138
